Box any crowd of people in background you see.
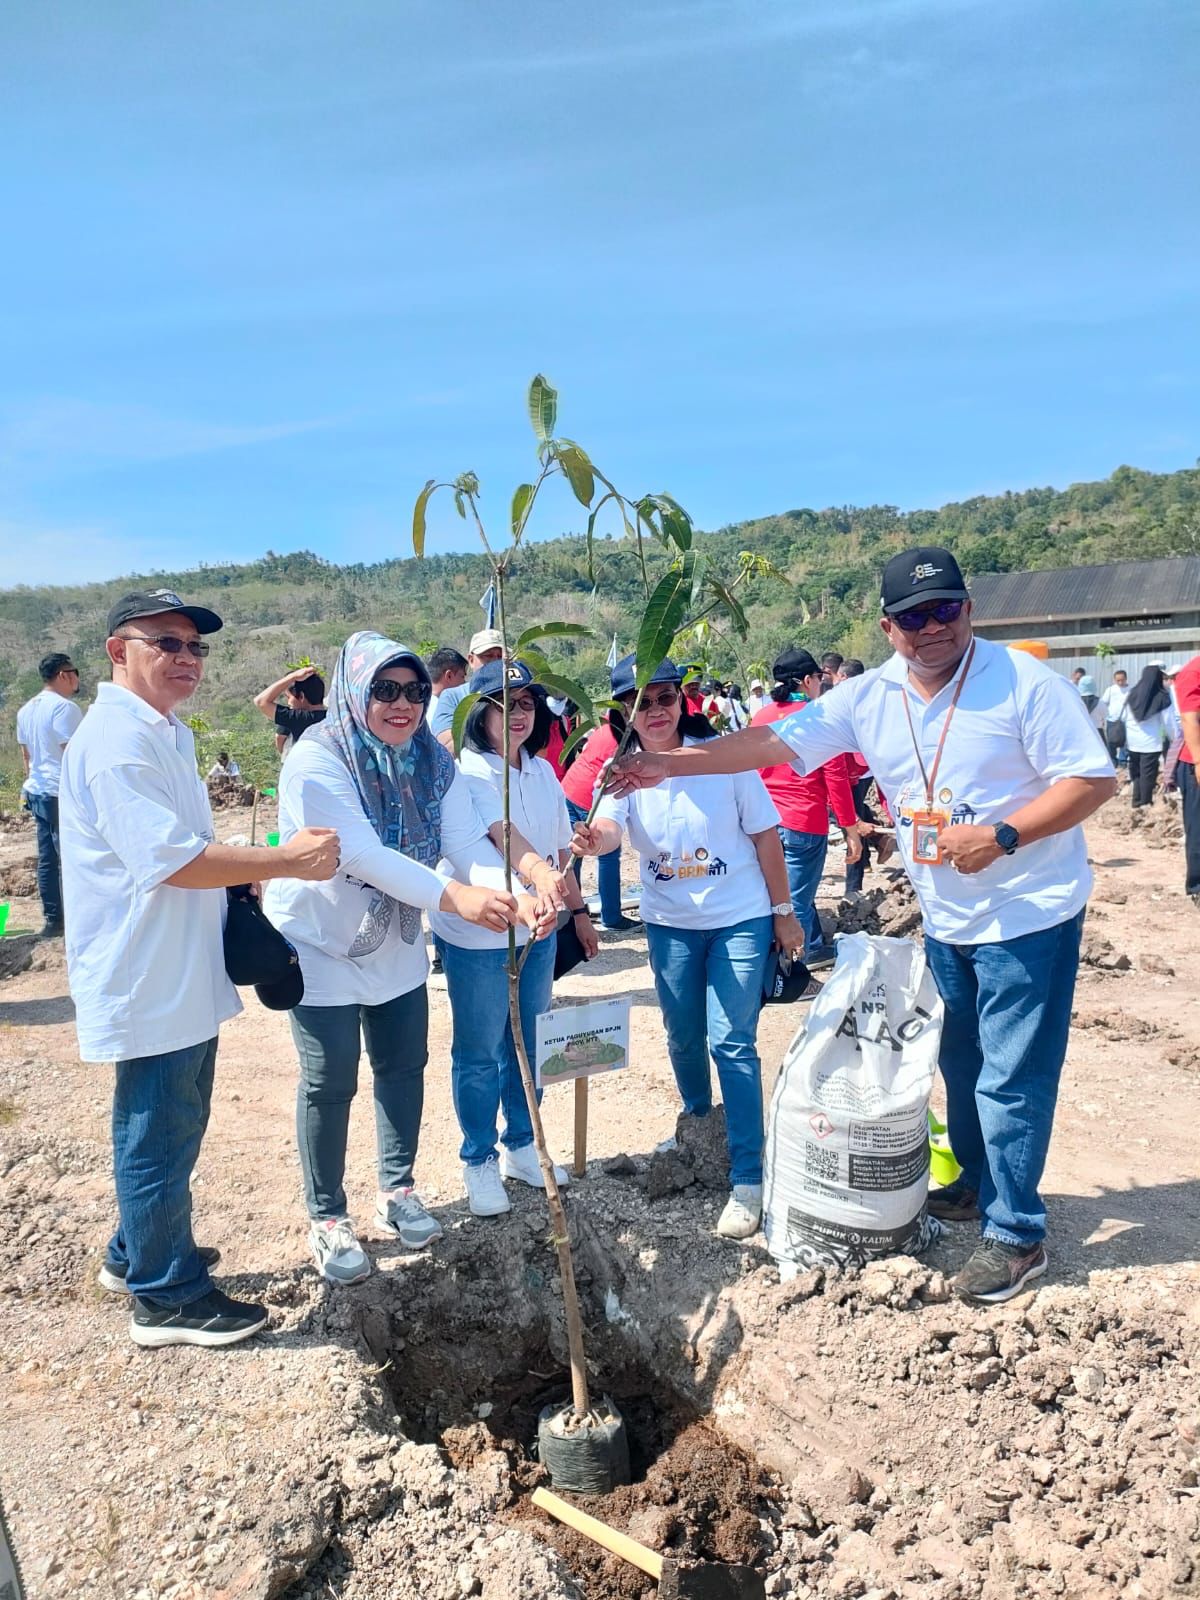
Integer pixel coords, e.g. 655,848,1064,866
11,559,1200,1349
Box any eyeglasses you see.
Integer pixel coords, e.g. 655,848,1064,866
634,687,681,711
369,679,432,706
891,599,966,633
487,694,537,715
120,633,210,657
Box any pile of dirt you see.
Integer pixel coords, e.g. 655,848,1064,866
1080,931,1134,973
0,861,37,900
1107,801,1184,849
206,774,258,808
830,871,922,940
0,810,33,834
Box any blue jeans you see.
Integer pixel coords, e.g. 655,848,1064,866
567,797,623,925
25,791,63,927
778,826,829,956
106,1036,218,1305
924,910,1084,1248
290,988,428,1220
644,915,773,1186
436,933,556,1166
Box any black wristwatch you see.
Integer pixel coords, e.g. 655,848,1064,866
993,821,1021,855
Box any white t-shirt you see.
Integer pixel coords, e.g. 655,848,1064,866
1100,684,1129,721
59,683,241,1062
596,738,779,930
1121,702,1178,754
264,736,511,1006
428,745,572,951
430,683,469,736
770,636,1115,946
16,689,83,796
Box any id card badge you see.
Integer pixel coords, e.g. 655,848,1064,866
911,811,944,865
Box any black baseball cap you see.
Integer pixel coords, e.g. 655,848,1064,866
772,647,820,682
880,548,969,615
107,588,224,638
610,653,682,699
223,887,305,1011
761,948,813,1006
471,658,534,698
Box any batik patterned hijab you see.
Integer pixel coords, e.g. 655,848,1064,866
314,631,455,947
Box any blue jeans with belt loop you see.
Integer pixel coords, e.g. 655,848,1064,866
644,914,773,1186
923,910,1084,1248
25,790,63,927
777,825,829,957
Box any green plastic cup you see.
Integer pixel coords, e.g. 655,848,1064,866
262,786,277,798
0,903,8,937
266,831,280,847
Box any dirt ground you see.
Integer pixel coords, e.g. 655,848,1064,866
0,789,1197,1600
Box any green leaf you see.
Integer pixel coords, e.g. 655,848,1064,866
584,490,617,584
511,482,534,539
516,622,592,650
529,668,596,727
453,489,466,520
705,574,749,636
514,646,553,678
449,691,479,758
557,720,595,766
554,439,595,508
528,374,558,444
412,478,436,559
634,551,698,690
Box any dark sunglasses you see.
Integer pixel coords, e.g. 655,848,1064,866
892,599,966,633
370,678,432,706
120,633,210,657
633,686,681,711
486,693,537,714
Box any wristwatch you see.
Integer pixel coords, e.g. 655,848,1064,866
993,822,1021,855
771,901,794,916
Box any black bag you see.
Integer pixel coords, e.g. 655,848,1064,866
223,885,304,1010
1106,719,1126,750
554,910,590,980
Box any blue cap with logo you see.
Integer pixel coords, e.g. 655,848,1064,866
610,653,683,699
470,658,534,698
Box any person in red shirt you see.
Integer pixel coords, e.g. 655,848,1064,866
1169,653,1200,904
560,719,634,929
750,647,862,968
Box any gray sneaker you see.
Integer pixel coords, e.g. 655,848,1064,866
309,1218,371,1285
717,1184,763,1239
376,1187,444,1250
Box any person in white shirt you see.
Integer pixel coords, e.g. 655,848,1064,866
573,654,805,1241
430,629,505,748
430,659,596,1218
206,751,241,780
1121,664,1178,807
15,652,82,936
1100,671,1130,767
266,632,562,1283
59,589,340,1349
605,549,1117,1305
425,645,468,728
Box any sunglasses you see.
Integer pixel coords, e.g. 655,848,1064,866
120,633,210,657
891,599,966,633
369,679,432,705
487,694,537,715
633,686,681,711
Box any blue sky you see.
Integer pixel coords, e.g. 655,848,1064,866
1,0,1197,587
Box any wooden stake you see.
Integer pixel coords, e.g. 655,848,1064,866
573,1077,588,1178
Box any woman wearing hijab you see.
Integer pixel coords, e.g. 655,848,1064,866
430,660,596,1218
572,655,805,1241
1122,664,1179,807
265,632,555,1285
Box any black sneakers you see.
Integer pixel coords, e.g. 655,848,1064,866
927,1177,982,1221
953,1239,1048,1304
130,1287,267,1348
98,1245,222,1295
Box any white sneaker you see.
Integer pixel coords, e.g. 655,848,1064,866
717,1184,763,1240
500,1144,570,1189
464,1157,511,1217
309,1217,371,1284
375,1187,444,1249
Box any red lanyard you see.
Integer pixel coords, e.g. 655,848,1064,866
900,640,976,807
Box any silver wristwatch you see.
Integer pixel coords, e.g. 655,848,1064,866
770,901,794,916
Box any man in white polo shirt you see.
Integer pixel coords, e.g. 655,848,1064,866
60,589,341,1349
15,651,83,937
604,548,1116,1304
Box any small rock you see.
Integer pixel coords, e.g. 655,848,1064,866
1071,1364,1105,1399
968,1358,1004,1391
602,1153,638,1177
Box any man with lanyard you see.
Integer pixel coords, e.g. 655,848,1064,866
603,548,1116,1304
60,589,341,1347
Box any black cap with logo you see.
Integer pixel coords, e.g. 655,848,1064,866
106,588,224,638
880,548,969,615
772,647,820,683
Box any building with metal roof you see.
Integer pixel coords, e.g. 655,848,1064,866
969,556,1200,680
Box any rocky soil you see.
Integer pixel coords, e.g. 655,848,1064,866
0,788,1197,1600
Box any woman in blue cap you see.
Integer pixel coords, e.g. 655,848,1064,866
572,654,805,1239
265,632,558,1286
431,658,596,1217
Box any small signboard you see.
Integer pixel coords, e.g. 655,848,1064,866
535,996,631,1087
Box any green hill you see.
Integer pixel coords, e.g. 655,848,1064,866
2,461,1197,796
